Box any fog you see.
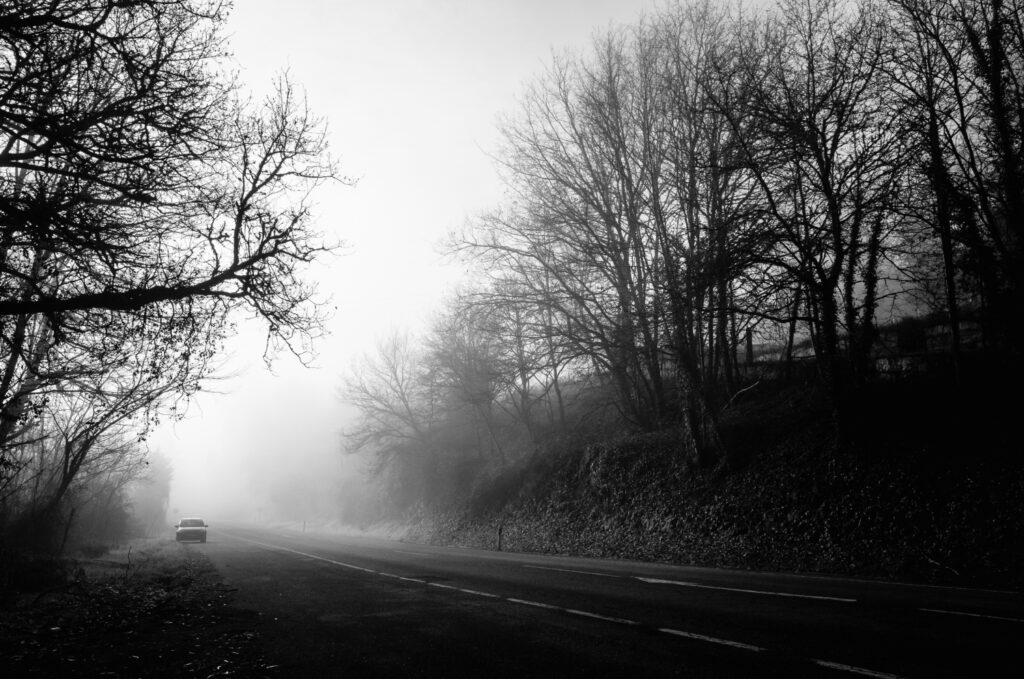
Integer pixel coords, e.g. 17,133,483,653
149,0,662,528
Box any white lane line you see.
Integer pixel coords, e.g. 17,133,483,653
658,628,764,652
225,533,497,599
564,608,639,626
395,549,435,557
778,570,1021,595
223,532,796,661
920,607,1024,624
377,573,429,585
523,565,621,578
221,533,383,574
506,597,561,610
638,577,855,602
812,659,906,678
456,588,501,598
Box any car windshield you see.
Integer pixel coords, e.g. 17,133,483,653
180,519,205,527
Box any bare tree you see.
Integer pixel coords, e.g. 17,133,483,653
888,0,1024,366
714,0,905,423
128,451,173,536
649,1,771,462
425,300,507,462
341,331,441,469
0,1,341,486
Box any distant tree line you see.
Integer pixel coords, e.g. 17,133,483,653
0,0,338,550
344,0,1024,510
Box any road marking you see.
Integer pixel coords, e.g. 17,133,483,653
919,607,1024,624
427,582,460,591
225,530,886,669
778,570,1022,595
812,659,906,678
523,565,621,578
221,533,381,574
659,628,764,652
506,597,561,610
637,577,855,602
455,587,500,598
378,572,429,585
564,608,639,625
226,533,498,600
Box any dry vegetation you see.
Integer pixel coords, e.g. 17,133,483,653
404,382,1024,591
0,539,274,678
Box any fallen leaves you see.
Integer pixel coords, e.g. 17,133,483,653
1,541,277,678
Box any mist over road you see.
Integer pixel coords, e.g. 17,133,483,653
196,525,1021,678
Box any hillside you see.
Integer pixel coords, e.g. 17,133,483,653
403,383,1024,591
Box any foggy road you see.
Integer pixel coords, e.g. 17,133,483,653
197,525,1022,678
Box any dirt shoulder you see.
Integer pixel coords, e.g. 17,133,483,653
0,538,275,678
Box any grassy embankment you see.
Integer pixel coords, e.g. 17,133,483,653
406,381,1024,591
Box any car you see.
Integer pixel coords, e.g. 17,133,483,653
174,517,208,543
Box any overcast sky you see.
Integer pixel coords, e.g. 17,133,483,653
153,0,663,522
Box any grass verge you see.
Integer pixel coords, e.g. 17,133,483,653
0,538,275,678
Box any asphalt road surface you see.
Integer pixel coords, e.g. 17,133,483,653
193,525,1022,678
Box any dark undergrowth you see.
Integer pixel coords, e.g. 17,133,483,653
0,539,273,678
406,378,1024,591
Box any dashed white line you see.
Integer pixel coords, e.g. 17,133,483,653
426,582,460,591
223,533,494,600
564,609,639,625
637,577,856,602
779,570,1020,595
523,565,621,578
456,587,501,598
920,607,1024,624
658,628,764,652
223,531,906,675
228,535,378,574
812,659,906,678
506,597,561,610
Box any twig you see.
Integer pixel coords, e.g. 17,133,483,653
922,552,960,577
721,380,762,412
122,546,132,584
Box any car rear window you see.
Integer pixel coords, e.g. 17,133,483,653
180,519,205,527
